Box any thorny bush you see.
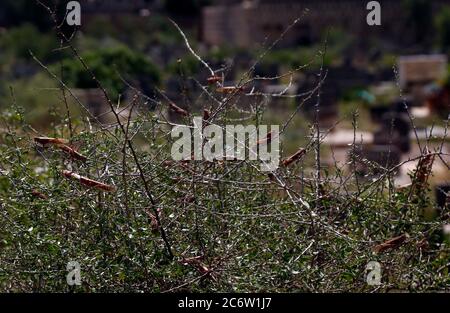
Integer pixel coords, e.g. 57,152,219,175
0,7,449,292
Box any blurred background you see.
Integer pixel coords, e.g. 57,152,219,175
0,0,449,203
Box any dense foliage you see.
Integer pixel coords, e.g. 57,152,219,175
59,46,161,100
0,75,448,293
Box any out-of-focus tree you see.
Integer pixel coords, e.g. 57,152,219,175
403,0,433,45
0,0,53,30
59,46,161,100
0,23,60,81
435,6,450,52
0,24,58,62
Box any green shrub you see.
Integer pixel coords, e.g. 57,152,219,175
59,46,161,100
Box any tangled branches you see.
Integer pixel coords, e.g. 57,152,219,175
0,6,448,292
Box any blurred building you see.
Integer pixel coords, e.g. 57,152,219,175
202,0,449,48
398,54,448,88
81,0,156,14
